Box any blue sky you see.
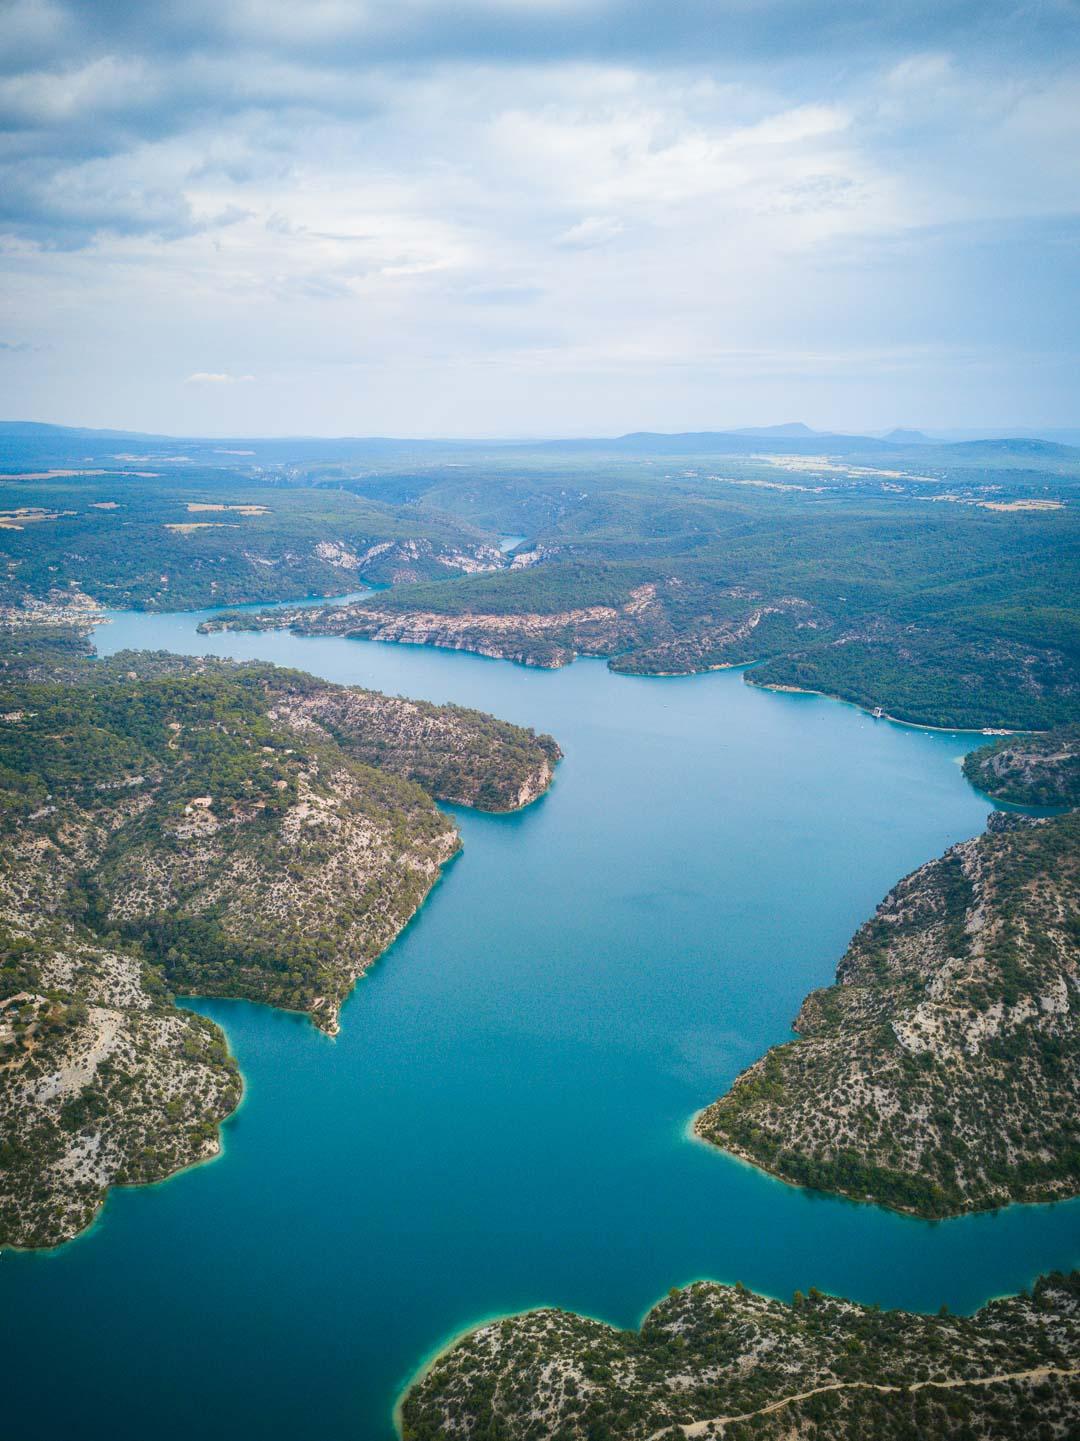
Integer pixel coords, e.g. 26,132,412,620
1,0,1078,436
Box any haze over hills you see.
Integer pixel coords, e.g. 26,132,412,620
1,419,1078,462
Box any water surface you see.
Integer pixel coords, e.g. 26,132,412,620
4,606,1077,1440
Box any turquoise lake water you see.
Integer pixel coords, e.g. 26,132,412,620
4,609,1078,1440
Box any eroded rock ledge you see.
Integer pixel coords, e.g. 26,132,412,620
197,583,823,676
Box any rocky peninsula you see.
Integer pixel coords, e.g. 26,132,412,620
401,1272,1080,1440
0,643,560,1247
695,800,1078,1217
197,582,824,675
695,729,1079,1218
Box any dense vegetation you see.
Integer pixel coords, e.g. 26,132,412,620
749,622,1077,730
696,810,1079,1217
0,653,557,1024
401,1271,1080,1440
963,726,1080,806
0,640,559,1245
0,470,504,610
3,425,1077,727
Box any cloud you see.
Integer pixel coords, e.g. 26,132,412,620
184,371,255,384
9,1,1074,73
0,1,1076,432
556,215,624,247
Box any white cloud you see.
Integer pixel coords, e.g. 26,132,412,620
555,215,624,247
0,11,1076,433
185,371,255,383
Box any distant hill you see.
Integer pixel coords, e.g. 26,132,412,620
531,428,899,456
729,421,818,437
883,427,932,444
0,421,165,440
922,427,1080,446
945,436,1080,460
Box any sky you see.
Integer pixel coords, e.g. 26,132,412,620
0,0,1078,437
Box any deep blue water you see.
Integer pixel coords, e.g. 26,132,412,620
4,609,1078,1441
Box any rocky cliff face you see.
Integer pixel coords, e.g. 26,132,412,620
312,536,505,587
401,1273,1080,1441
256,668,562,810
200,583,824,676
695,811,1079,1216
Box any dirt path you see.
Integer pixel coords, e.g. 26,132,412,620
646,1364,1080,1439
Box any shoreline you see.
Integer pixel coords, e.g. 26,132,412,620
5,1053,246,1257
390,1224,1080,1435
74,596,1079,1420
685,1110,930,1221
7,839,463,1255
685,1110,1080,1224
744,677,1035,736
392,1304,566,1438
99,597,1046,737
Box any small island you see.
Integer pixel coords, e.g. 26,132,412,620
0,636,560,1248
401,1272,1080,1440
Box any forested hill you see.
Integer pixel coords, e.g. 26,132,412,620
3,430,1077,728
0,645,559,1247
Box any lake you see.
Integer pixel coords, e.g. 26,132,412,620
3,606,1077,1440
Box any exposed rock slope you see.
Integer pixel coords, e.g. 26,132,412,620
256,666,561,809
695,811,1079,1216
0,916,240,1250
0,651,559,1246
401,1273,1080,1441
94,652,562,812
200,577,1079,729
199,582,824,675
0,796,241,1248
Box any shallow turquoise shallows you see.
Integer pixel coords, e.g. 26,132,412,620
5,609,1078,1441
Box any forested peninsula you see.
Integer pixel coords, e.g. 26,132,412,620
963,726,1080,808
201,541,1079,731
0,639,559,1248
401,1272,1080,1441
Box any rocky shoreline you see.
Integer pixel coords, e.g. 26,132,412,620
0,643,561,1247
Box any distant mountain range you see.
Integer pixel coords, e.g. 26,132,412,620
530,428,1079,459
0,419,1077,461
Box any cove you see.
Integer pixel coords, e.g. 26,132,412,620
3,605,1078,1441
